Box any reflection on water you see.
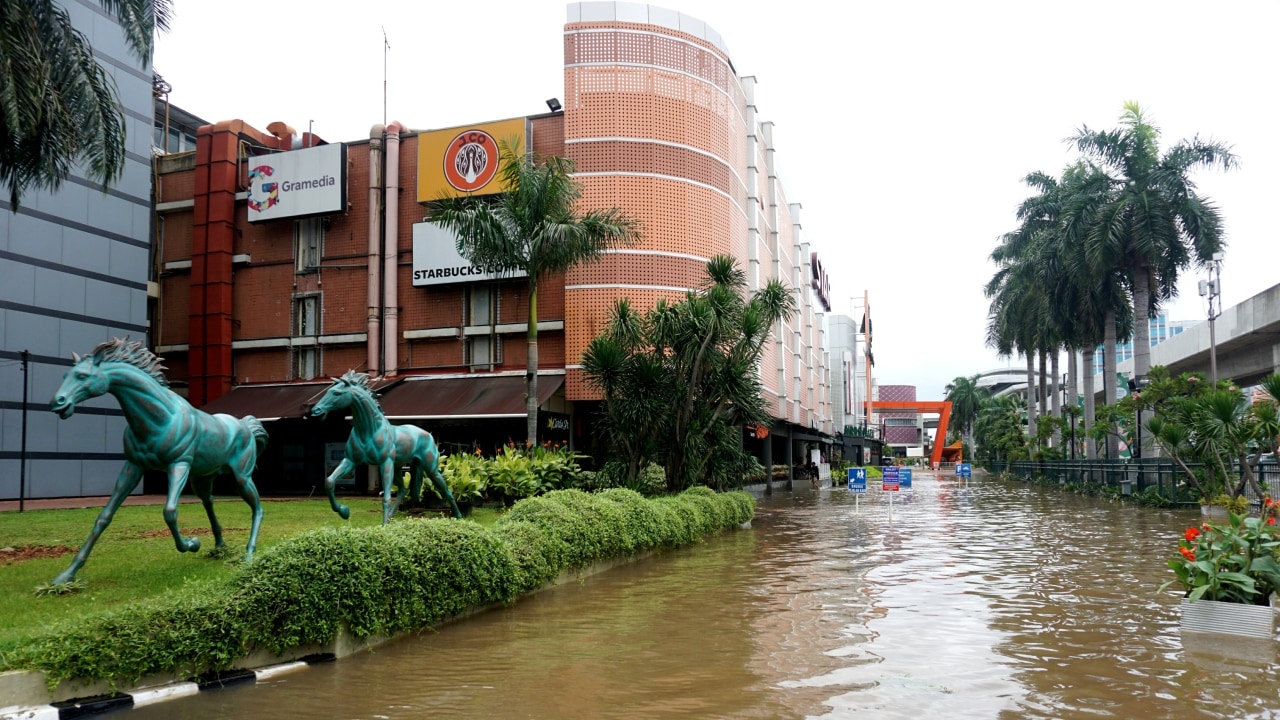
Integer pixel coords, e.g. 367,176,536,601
131,475,1280,719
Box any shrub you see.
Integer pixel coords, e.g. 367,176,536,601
2,488,755,690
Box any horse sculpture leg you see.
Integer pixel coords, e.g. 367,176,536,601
408,461,425,503
325,458,354,520
193,475,225,549
51,462,144,585
163,461,201,553
381,460,402,524
427,463,463,519
233,469,264,563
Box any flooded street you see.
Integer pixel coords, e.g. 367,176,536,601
132,473,1280,719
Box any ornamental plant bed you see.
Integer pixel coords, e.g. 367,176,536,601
0,488,753,691
1163,501,1280,639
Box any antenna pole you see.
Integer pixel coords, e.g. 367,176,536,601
382,27,390,125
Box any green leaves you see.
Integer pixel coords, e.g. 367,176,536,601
5,488,755,688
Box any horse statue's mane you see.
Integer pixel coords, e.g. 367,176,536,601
337,370,374,392
86,338,169,387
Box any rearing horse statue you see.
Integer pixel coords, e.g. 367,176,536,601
48,338,268,585
312,371,461,523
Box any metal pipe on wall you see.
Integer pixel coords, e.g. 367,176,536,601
383,121,404,376
367,124,385,374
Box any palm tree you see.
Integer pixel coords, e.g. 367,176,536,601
1071,102,1237,381
429,139,640,445
944,374,988,452
1,0,172,208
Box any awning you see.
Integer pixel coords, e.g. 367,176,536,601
199,383,331,421
376,375,565,420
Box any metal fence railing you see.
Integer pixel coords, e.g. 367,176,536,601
989,459,1280,507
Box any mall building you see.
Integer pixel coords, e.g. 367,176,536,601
148,2,833,492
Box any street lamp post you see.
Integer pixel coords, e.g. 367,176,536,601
1199,252,1224,385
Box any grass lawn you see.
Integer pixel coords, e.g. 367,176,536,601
0,498,504,648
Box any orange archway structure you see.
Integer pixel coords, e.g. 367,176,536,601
864,401,952,469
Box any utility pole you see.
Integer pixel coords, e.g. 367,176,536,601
1199,252,1224,384
19,349,29,512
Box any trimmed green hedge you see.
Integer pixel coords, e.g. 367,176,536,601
0,488,754,689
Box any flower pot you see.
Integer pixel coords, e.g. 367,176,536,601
1180,598,1275,639
1200,504,1229,520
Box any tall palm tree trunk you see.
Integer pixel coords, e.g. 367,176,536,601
1038,348,1048,421
1132,269,1152,380
1082,347,1096,459
1104,309,1119,460
526,278,539,446
1050,348,1061,447
1025,353,1037,444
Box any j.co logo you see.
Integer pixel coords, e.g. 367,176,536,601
443,129,499,192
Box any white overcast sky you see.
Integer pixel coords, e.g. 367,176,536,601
154,0,1279,401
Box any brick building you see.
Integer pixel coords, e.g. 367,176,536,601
152,2,832,491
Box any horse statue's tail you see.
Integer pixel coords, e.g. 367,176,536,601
242,415,269,459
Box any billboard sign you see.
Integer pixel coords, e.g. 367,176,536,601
246,143,347,223
417,118,527,201
847,467,867,494
411,222,528,286
882,466,900,492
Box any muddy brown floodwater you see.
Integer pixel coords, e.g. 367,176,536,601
129,473,1280,719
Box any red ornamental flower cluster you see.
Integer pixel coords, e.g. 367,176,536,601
1179,546,1196,562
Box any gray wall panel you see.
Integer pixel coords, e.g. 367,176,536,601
8,213,63,263
58,412,107,453
35,267,87,314
32,459,82,498
86,280,132,324
0,460,15,499
87,191,133,237
0,262,36,304
62,227,113,271
7,312,61,356
110,242,148,279
82,458,128,496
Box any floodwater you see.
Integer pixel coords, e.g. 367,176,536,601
131,473,1280,719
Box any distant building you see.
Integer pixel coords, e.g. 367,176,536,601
1094,315,1197,374
1,6,155,500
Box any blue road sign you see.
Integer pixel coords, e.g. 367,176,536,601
882,466,900,492
847,467,867,493
957,463,972,478
900,468,913,489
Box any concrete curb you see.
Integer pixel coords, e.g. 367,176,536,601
0,655,334,720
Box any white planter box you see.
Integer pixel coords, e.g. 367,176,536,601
1180,598,1275,639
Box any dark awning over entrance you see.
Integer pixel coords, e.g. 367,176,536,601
376,375,565,420
199,383,331,421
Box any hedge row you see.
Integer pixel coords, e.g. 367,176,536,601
0,487,754,690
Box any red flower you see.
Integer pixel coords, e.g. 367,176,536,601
1266,498,1274,508
1184,527,1201,542
1179,547,1196,562
1269,518,1276,526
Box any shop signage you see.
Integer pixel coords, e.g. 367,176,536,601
417,117,527,201
810,251,832,312
411,222,527,287
246,143,347,223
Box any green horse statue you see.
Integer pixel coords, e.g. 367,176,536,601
48,338,268,585
311,371,461,523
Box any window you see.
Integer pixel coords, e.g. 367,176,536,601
295,218,324,272
293,294,319,380
466,285,495,326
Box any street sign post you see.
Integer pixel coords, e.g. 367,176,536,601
899,467,913,490
848,466,867,512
